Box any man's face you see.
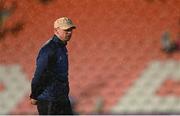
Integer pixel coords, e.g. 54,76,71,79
55,27,73,42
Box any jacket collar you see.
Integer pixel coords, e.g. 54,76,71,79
52,35,67,46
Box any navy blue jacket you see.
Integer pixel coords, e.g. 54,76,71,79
30,35,69,101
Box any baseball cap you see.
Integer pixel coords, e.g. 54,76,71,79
54,17,76,30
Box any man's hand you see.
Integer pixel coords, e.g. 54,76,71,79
30,98,38,105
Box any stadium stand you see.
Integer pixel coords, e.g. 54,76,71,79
1,0,180,114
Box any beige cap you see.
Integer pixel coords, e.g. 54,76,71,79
54,17,76,30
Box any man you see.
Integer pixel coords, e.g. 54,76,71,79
30,17,76,115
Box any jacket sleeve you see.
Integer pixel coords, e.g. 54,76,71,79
30,46,51,99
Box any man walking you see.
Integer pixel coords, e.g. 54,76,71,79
30,17,76,115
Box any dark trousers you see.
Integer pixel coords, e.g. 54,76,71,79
37,98,73,115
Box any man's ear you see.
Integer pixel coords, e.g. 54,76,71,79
54,28,59,35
